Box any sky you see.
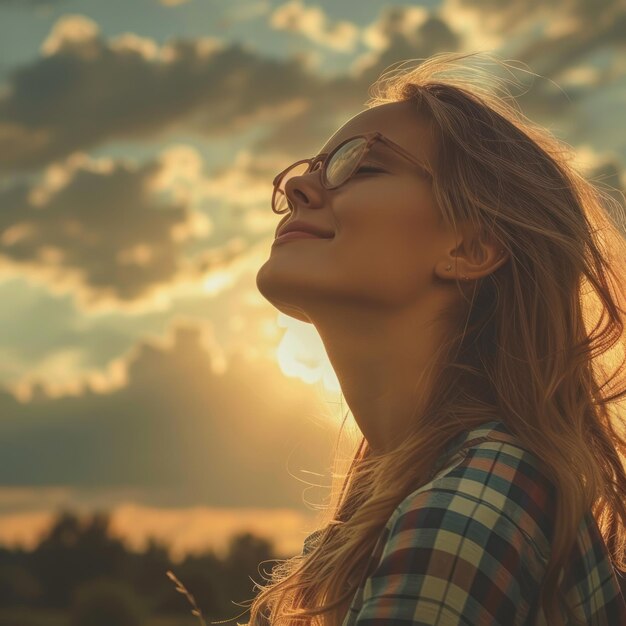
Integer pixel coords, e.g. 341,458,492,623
0,0,624,563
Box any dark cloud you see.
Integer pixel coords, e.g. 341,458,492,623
0,8,465,174
447,0,626,85
0,0,64,5
253,9,462,155
0,5,622,309
356,12,461,86
451,0,623,27
0,20,326,174
0,155,216,306
253,2,624,160
0,1,623,526
515,11,626,83
0,4,623,178
0,322,337,509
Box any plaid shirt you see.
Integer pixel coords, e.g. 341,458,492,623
301,420,626,625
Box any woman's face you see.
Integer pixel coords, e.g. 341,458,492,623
256,100,457,324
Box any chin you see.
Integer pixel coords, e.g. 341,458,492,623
255,267,313,324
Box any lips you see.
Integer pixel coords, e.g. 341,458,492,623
273,231,326,245
276,220,334,239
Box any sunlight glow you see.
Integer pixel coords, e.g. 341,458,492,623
275,313,340,393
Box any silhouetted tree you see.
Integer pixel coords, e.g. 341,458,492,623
69,577,148,626
0,561,43,606
0,507,288,620
170,550,226,617
125,537,178,613
221,532,275,623
30,510,132,608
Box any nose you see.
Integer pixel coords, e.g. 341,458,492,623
284,169,326,211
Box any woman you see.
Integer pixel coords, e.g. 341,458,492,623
249,52,626,625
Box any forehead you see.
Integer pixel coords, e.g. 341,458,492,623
319,100,435,164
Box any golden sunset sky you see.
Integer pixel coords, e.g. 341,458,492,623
0,0,624,562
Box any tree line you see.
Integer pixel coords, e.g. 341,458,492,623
0,509,279,623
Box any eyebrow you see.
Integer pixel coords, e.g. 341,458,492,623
319,140,403,166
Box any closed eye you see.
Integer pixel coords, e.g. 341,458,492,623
356,166,384,174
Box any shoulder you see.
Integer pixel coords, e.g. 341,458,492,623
388,426,556,563
355,428,555,624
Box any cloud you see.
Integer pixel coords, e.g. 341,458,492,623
40,12,101,55
223,1,272,24
352,7,461,81
253,1,624,173
0,14,326,174
361,5,430,51
0,0,64,5
2,6,617,179
0,136,305,311
446,0,624,26
0,148,222,309
274,3,465,113
440,0,626,84
436,2,504,51
0,7,465,174
254,6,465,155
198,148,285,213
347,4,625,154
0,320,346,510
515,12,626,83
269,0,360,52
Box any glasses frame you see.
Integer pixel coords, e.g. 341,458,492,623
271,131,434,214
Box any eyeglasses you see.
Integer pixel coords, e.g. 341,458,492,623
271,131,434,214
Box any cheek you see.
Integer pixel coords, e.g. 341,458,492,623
335,182,439,248
334,184,442,283
333,218,438,291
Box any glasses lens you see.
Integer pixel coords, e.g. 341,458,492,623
273,161,310,213
325,137,367,187
272,137,367,213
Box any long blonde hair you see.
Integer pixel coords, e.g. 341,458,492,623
244,52,626,626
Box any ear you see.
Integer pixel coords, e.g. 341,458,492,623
435,222,509,282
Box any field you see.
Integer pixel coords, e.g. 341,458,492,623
0,608,201,626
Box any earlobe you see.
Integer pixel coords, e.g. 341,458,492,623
440,247,508,282
438,260,466,281
439,221,507,280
